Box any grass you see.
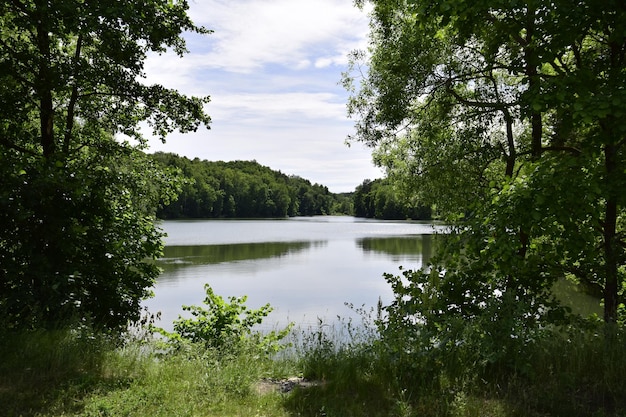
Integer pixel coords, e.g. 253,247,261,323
2,321,626,417
0,327,296,417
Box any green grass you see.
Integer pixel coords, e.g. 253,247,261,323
0,328,296,417
2,322,625,417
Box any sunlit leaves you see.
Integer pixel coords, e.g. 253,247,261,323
156,284,293,354
0,0,211,154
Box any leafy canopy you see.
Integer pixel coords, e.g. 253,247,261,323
0,1,210,330
346,0,626,376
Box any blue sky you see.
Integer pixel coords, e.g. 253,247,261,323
142,0,382,193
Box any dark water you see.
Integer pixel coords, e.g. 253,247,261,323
144,216,440,329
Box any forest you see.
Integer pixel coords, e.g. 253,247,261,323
151,152,348,218
151,152,430,220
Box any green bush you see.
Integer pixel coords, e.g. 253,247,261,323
156,284,292,354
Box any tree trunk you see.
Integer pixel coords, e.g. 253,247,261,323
603,144,619,323
35,0,55,158
524,5,542,160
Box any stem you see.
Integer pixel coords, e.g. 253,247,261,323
603,144,619,323
522,4,542,160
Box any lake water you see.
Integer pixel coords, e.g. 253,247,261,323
143,216,440,330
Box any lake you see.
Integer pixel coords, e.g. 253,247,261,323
143,216,440,330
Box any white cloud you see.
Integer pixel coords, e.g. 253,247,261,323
211,92,346,121
156,0,370,74
144,0,371,92
142,0,381,193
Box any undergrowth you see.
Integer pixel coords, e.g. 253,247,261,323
2,300,625,416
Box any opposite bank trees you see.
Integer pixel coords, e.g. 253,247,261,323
0,1,210,331
347,0,626,367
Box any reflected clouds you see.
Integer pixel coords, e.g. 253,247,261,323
145,218,438,329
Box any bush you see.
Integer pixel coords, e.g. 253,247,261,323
155,284,292,354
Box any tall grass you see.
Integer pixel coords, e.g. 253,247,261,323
2,320,625,417
0,326,295,417
0,327,111,416
503,326,626,416
283,314,626,417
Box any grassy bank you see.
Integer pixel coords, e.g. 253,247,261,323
2,322,625,417
0,326,295,417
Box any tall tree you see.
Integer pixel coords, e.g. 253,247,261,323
346,0,626,338
0,1,210,330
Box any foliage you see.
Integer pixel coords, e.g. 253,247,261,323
2,322,626,416
0,2,210,330
346,0,626,372
353,178,432,220
152,153,431,221
156,284,293,354
0,145,181,330
151,152,343,218
380,267,567,384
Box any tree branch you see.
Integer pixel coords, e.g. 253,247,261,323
0,137,38,156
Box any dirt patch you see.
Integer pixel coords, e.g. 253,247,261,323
255,377,323,394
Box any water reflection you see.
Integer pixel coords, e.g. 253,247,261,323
147,221,436,329
147,218,603,330
553,278,602,317
159,241,322,271
157,236,433,274
357,235,434,264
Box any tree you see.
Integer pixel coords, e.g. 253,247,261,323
346,0,626,362
0,1,210,331
353,178,431,220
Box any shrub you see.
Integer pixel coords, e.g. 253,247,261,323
155,284,292,354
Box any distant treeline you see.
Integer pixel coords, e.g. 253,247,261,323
353,179,432,220
151,152,353,218
151,153,431,220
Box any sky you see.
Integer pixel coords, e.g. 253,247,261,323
142,0,382,193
